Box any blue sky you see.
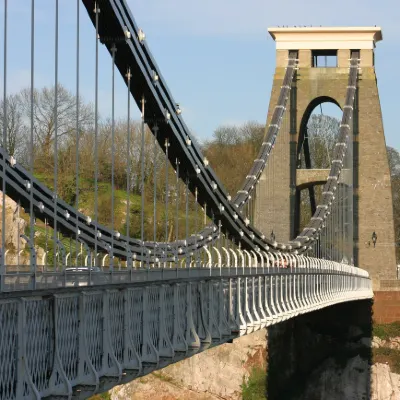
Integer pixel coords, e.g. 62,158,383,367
1,0,399,150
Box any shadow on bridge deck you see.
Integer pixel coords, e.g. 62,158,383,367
267,299,373,399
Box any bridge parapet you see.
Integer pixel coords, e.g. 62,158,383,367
0,258,371,399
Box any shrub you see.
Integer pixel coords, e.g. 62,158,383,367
241,367,267,400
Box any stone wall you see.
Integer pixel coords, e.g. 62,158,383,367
256,47,397,287
356,66,397,284
255,67,292,242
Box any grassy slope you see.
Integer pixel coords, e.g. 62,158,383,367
372,321,400,374
22,173,199,260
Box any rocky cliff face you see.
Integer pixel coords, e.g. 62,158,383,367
110,329,267,400
0,193,48,266
294,336,400,400
0,194,29,264
108,333,400,400
371,363,400,399
371,336,400,399
294,355,371,400
105,302,400,400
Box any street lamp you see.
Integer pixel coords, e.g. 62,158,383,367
270,230,276,242
371,231,378,248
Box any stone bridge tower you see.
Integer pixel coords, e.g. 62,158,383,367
255,27,396,287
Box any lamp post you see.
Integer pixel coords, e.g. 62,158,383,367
371,231,378,248
270,230,276,242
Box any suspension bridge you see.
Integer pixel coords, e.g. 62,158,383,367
0,0,393,398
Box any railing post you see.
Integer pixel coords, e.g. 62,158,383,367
186,282,201,348
173,283,188,353
20,234,37,290
229,248,238,275
262,251,273,324
236,277,246,335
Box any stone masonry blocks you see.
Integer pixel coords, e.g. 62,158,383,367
337,49,350,68
256,50,396,287
298,49,312,68
360,49,374,67
276,50,288,68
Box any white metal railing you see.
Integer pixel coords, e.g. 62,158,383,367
0,250,371,292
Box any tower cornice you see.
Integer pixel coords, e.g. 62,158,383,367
268,27,382,50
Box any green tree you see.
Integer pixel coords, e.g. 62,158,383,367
204,121,264,195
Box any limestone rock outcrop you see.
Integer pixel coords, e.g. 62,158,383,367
107,332,400,400
110,329,267,400
294,336,400,400
0,193,47,266
0,193,28,263
371,363,400,400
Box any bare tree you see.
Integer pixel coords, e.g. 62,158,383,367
0,93,27,159
305,114,340,168
298,114,340,232
387,146,400,177
387,146,400,261
20,84,94,166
